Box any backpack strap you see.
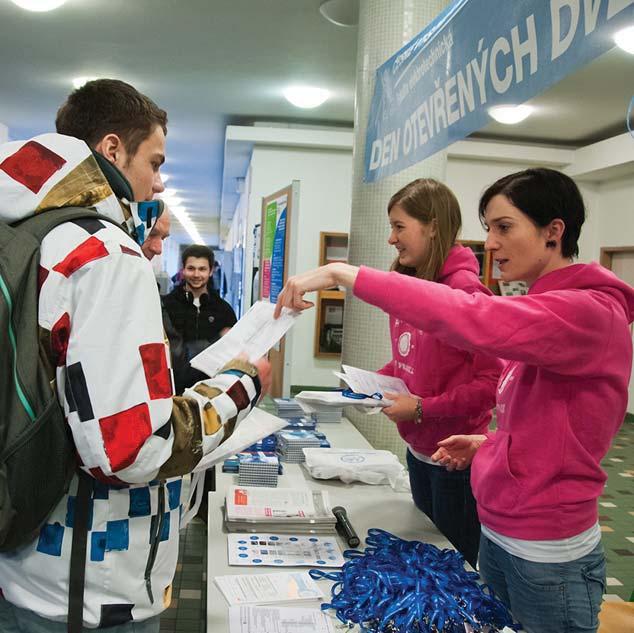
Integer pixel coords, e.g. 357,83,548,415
67,470,93,633
14,207,128,244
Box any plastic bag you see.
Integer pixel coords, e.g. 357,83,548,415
302,448,410,492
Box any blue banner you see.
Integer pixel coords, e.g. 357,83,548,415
364,0,634,182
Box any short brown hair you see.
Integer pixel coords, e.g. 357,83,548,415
182,245,214,269
388,178,462,281
55,79,168,157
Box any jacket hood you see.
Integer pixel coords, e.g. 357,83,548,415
438,244,481,280
0,132,126,225
531,262,634,324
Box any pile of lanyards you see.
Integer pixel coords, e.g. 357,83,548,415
309,529,519,633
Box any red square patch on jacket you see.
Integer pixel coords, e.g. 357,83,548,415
0,141,67,194
139,343,173,400
99,403,152,472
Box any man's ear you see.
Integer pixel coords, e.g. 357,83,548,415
93,133,124,165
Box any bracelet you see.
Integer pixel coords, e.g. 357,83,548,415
414,398,423,424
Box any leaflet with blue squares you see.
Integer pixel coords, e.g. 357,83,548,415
227,533,344,567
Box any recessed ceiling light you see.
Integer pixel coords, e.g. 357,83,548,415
171,206,204,245
160,173,170,183
614,25,634,54
319,0,359,27
72,76,99,89
488,104,534,125
11,0,67,11
284,86,330,109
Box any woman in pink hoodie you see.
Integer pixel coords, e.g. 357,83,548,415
377,178,501,569
274,168,634,633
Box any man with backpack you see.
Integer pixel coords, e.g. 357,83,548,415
0,79,270,632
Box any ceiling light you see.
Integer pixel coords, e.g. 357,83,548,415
488,104,534,125
72,76,99,89
614,25,634,54
319,0,359,27
11,0,67,11
284,86,330,109
171,206,204,245
160,173,170,184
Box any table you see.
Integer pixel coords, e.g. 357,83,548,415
206,417,453,631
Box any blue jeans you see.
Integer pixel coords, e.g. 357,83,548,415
479,534,606,633
406,449,480,568
0,598,160,632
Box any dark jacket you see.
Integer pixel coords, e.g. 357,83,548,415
163,283,237,361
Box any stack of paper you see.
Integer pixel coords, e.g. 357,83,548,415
228,605,336,633
238,452,280,488
276,430,323,463
215,571,324,606
224,486,337,534
334,364,411,404
272,398,305,419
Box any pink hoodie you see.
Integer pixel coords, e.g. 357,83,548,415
378,245,502,456
355,262,634,540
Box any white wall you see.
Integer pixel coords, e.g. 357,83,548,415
244,144,353,388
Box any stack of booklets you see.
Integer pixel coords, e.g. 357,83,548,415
276,430,328,463
282,416,317,431
309,404,343,423
238,452,280,487
224,486,337,534
273,397,305,418
243,433,277,452
223,452,284,475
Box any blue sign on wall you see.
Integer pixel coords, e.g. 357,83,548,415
364,0,634,182
269,208,287,303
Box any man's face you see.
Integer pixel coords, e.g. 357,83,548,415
115,125,166,201
141,212,171,260
182,256,212,292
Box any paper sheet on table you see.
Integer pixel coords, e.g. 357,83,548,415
190,301,298,377
215,571,324,606
295,390,386,410
227,533,344,567
192,408,287,473
229,605,336,633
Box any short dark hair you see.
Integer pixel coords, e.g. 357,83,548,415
478,168,585,258
182,245,214,269
55,79,168,157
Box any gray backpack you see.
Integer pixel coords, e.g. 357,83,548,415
0,207,117,551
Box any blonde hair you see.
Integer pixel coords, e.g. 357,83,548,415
388,178,462,281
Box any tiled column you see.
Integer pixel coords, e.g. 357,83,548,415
343,0,450,458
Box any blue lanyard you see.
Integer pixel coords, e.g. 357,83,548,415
309,528,519,632
339,388,383,401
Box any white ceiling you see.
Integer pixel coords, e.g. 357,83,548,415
0,0,632,244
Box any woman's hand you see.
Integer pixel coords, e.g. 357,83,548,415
382,393,419,423
431,434,486,471
273,263,359,318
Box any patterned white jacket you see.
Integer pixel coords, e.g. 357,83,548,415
0,134,259,627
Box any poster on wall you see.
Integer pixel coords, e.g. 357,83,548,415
260,186,292,304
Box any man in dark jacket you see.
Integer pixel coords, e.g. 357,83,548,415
163,245,237,362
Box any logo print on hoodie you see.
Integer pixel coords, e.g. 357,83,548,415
398,332,411,356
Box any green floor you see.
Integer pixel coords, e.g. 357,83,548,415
160,417,634,631
598,415,634,602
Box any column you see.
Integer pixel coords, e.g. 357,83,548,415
343,0,451,457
